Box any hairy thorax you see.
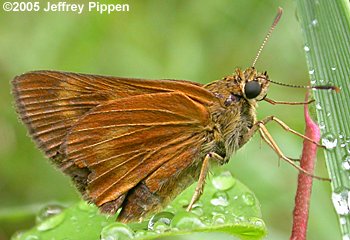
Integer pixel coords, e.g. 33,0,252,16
203,78,258,164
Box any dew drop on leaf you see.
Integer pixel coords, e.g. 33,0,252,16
241,192,256,207
340,217,347,225
171,212,205,230
249,217,265,228
212,171,236,191
331,188,350,215
319,121,325,130
36,212,66,232
343,234,350,240
36,204,64,224
100,223,134,240
148,211,174,231
311,19,318,26
322,133,338,150
190,203,204,216
24,235,40,240
210,191,229,207
316,103,322,110
212,213,226,225
342,155,350,170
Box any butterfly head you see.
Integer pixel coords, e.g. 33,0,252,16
236,67,269,101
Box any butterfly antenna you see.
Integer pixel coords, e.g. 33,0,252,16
269,79,340,92
252,7,283,68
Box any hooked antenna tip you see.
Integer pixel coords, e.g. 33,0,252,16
312,85,340,93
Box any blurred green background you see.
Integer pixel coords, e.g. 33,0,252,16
0,0,339,239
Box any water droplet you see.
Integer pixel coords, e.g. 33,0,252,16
148,211,174,231
36,204,64,224
319,121,325,130
37,212,65,231
24,235,40,240
310,79,316,84
343,234,350,240
322,133,338,150
241,192,256,206
319,79,325,83
304,45,310,52
332,189,350,215
190,203,204,216
342,156,350,170
316,103,322,110
249,217,265,228
340,217,347,225
347,146,350,155
210,191,229,207
331,67,337,71
253,219,264,228
100,223,134,240
326,112,331,117
309,69,315,74
212,205,225,214
311,19,318,26
212,213,225,225
212,171,236,191
153,222,168,233
171,212,205,230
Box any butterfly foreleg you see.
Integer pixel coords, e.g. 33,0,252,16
264,97,315,105
257,124,329,181
256,116,324,147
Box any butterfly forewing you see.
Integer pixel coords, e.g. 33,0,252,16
12,71,214,158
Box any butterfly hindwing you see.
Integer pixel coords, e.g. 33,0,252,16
60,92,213,220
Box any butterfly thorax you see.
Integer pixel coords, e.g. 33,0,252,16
203,67,270,163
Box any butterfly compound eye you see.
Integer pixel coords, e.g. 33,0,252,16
244,81,261,99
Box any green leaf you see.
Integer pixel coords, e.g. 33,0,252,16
295,0,350,237
13,171,266,240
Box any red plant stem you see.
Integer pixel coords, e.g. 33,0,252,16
290,94,321,240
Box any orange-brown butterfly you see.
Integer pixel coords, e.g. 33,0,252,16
12,8,336,223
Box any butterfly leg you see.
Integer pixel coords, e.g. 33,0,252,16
186,152,223,211
264,97,315,105
257,123,329,181
257,116,324,148
243,117,329,181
